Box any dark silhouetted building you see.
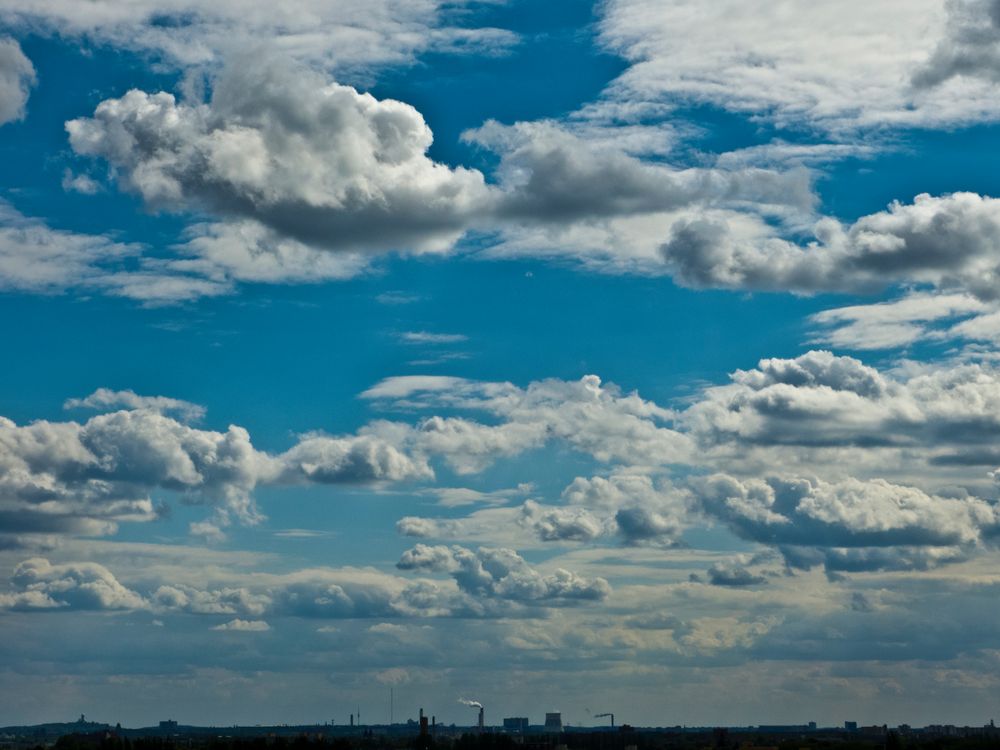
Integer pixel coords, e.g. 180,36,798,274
503,718,529,732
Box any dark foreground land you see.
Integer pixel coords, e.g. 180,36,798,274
5,725,1000,750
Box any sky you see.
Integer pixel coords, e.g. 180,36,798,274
6,0,1000,731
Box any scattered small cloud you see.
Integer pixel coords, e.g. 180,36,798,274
399,331,469,344
211,618,271,632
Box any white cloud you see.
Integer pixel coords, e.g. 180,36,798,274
154,583,270,616
396,544,611,603
399,331,468,344
172,220,372,284
683,350,1000,464
278,431,432,484
0,399,435,542
61,169,102,195
0,201,238,304
67,56,493,256
361,375,469,400
658,192,1000,298
64,59,829,295
365,373,692,471
810,293,989,350
0,37,34,126
0,557,147,611
65,388,206,422
464,119,816,222
0,1,513,71
691,474,998,570
0,202,138,293
211,618,271,631
598,0,1000,131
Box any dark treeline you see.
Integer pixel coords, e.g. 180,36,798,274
0,730,996,750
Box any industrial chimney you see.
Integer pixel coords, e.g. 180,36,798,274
478,707,484,732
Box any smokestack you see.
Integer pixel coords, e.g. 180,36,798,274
350,714,354,728
459,698,484,732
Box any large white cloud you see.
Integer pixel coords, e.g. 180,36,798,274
0,1,512,70
598,0,1000,130
683,350,1000,459
67,57,493,256
692,474,998,562
0,557,147,611
658,192,1000,298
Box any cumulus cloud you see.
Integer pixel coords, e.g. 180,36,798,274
65,57,823,292
683,350,1000,461
659,193,1000,298
279,432,432,484
518,500,605,543
690,474,999,571
0,409,272,537
396,544,611,603
153,584,270,616
67,56,492,257
0,37,34,126
462,184,1000,302
0,558,147,611
560,473,687,545
706,561,768,587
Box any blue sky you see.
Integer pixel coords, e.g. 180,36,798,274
5,0,1000,730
